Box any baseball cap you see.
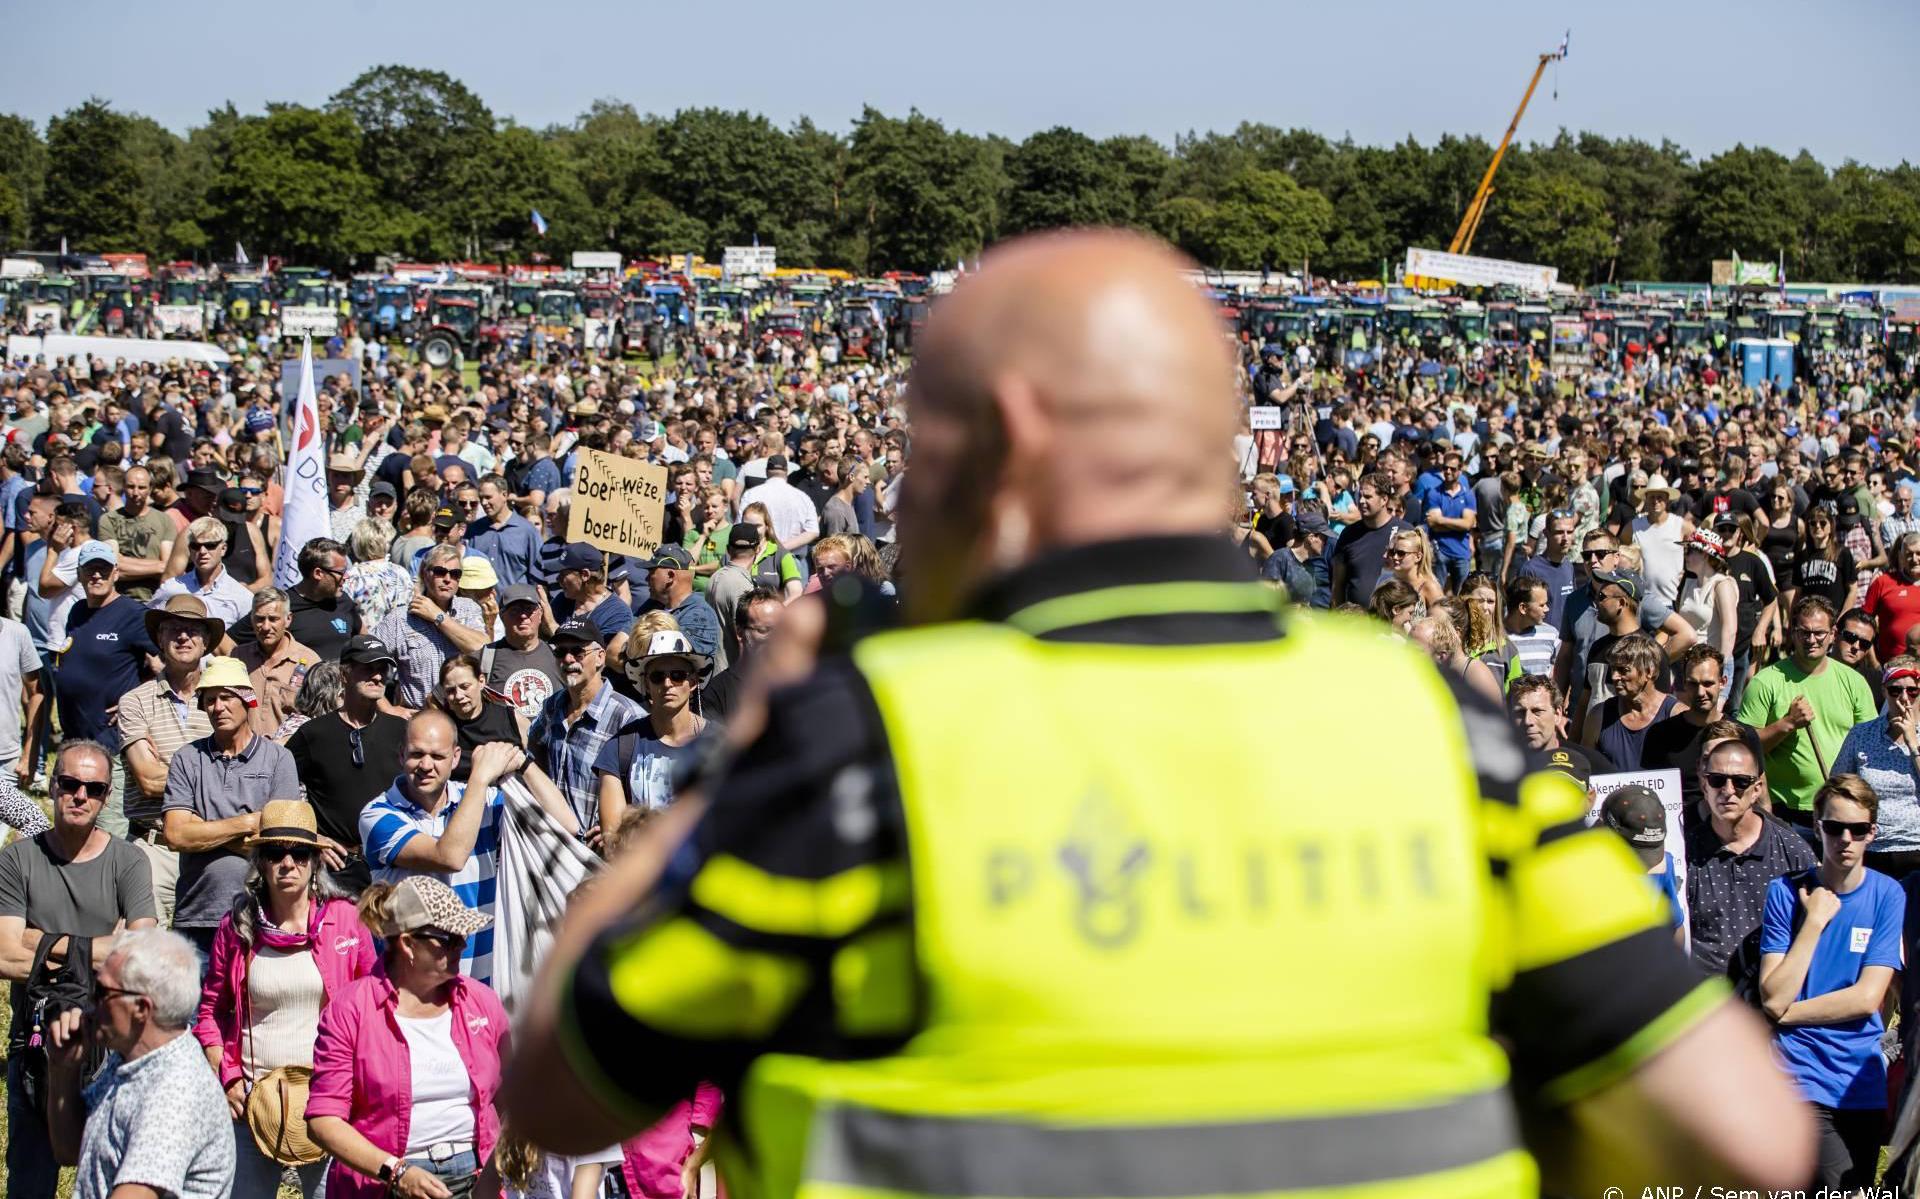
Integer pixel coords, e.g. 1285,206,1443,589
646,545,693,571
1601,784,1668,867
1274,474,1296,496
368,481,398,503
1590,568,1644,604
431,505,461,528
217,487,250,513
340,635,398,668
368,875,492,940
550,619,605,649
766,454,789,473
244,409,275,435
498,584,541,610
1293,506,1329,536
727,523,762,553
76,540,118,569
557,542,605,572
1539,747,1591,784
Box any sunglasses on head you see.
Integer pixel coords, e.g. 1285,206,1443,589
55,774,109,800
1702,772,1756,793
1819,818,1873,841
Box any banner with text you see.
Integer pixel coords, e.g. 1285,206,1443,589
571,449,667,559
281,305,339,337
154,304,204,335
1404,248,1558,293
722,246,777,276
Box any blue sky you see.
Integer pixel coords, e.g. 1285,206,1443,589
5,0,1914,165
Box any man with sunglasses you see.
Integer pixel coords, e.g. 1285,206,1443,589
0,739,157,1199
372,544,488,709
290,636,409,894
286,536,362,662
1684,738,1814,976
1758,774,1904,1190
149,516,249,646
531,620,643,836
1831,607,1885,712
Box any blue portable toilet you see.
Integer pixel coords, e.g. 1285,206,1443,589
1767,338,1795,391
1737,339,1771,388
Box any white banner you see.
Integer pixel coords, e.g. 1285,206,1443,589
722,246,777,276
1588,769,1689,942
280,305,339,337
570,251,622,272
153,304,204,335
273,338,330,588
1248,407,1285,431
22,302,62,331
1404,248,1557,293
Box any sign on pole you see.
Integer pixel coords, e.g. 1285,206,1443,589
154,305,204,335
1587,769,1690,942
280,306,339,337
1403,248,1558,293
1248,407,1286,431
571,449,668,559
722,246,777,277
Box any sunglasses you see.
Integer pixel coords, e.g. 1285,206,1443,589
646,668,694,686
262,845,316,864
425,566,461,580
1890,684,1920,698
349,726,365,768
410,928,466,951
1819,819,1874,841
94,981,145,1005
55,774,110,800
1837,632,1873,649
189,539,224,552
1701,772,1757,793
1582,549,1613,559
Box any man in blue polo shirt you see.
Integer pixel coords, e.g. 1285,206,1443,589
1759,775,1904,1191
1424,449,1477,592
52,542,157,836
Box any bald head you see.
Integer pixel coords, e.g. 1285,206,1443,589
901,231,1238,622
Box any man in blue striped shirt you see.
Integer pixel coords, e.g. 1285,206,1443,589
359,710,577,984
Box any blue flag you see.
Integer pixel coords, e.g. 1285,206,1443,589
531,210,549,237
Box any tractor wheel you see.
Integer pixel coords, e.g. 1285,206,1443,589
421,331,459,369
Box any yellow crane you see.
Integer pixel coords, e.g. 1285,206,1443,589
1450,35,1569,257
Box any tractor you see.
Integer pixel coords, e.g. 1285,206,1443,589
416,292,494,368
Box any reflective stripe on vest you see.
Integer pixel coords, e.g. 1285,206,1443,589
806,1087,1521,1197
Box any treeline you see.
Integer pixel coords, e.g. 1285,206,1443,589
1,65,1917,283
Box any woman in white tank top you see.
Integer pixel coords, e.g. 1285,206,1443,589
1676,530,1739,674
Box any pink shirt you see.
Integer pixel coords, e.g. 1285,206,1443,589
620,1084,725,1199
307,972,511,1199
193,898,379,1088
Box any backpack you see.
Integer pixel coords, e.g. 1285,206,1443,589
18,932,105,1116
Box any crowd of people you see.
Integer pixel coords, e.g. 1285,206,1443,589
0,236,1915,1196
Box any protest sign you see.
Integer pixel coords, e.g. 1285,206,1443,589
723,246,777,276
154,304,204,335
1588,769,1689,941
281,306,339,337
1248,407,1285,431
572,449,667,558
1404,248,1557,293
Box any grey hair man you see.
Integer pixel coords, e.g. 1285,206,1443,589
44,928,234,1199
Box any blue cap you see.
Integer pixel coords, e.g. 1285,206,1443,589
244,408,275,435
76,540,118,569
1275,474,1296,495
558,542,604,572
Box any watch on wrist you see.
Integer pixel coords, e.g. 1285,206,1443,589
379,1156,402,1185
434,610,447,627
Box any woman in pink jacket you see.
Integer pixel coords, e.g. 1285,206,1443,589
195,799,379,1198
308,875,509,1199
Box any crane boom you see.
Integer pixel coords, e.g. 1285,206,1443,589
1447,46,1565,257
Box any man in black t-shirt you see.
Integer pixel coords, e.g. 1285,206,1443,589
1328,472,1407,606
286,636,407,893
285,538,361,661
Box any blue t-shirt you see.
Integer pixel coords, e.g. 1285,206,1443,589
1521,553,1579,630
1760,868,1905,1109
1424,482,1476,561
55,596,157,747
21,543,53,651
1650,854,1683,929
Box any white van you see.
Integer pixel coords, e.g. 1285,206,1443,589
5,333,232,372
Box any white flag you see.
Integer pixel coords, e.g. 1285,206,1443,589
273,337,328,588
236,242,250,266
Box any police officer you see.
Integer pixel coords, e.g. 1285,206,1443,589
508,232,1813,1194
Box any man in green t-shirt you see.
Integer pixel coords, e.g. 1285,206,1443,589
96,466,177,603
1737,595,1877,816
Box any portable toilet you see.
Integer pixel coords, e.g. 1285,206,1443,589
1767,338,1795,391
1737,338,1771,389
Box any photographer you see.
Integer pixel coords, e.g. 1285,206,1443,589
42,929,234,1198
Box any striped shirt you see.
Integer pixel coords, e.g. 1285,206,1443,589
359,778,501,984
1507,621,1561,679
530,680,644,832
116,678,214,824
370,597,485,708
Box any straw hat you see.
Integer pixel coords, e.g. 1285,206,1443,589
247,800,322,849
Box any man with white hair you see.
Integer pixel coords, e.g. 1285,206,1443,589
43,928,235,1199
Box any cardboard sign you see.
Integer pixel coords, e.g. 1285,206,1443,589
572,449,667,558
281,306,339,337
1248,406,1285,430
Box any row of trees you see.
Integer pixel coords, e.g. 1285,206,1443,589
2,66,1918,283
